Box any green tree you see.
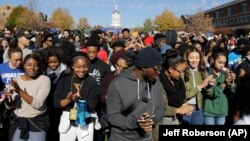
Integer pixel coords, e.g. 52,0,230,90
7,6,28,29
143,18,155,31
154,9,184,32
50,8,74,29
77,17,90,30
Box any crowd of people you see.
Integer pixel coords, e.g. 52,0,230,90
0,26,250,141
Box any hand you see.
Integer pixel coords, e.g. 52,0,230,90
3,88,12,98
72,92,81,102
137,112,154,132
176,103,194,115
2,88,14,105
10,79,22,94
225,71,235,85
208,78,216,86
66,92,73,103
199,75,214,89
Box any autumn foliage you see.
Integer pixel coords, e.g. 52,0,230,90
50,8,74,30
154,9,185,32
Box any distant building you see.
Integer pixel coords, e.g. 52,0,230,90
204,0,250,36
0,5,48,29
0,5,15,18
0,5,15,29
181,0,250,36
111,5,121,28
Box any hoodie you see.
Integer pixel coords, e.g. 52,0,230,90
107,67,165,141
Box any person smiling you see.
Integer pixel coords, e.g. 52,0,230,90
53,54,99,141
182,46,215,125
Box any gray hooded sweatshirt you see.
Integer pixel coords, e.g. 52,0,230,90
107,67,166,141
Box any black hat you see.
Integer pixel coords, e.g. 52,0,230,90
16,28,33,39
154,33,166,46
135,47,162,68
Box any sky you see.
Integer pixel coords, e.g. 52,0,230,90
0,0,235,28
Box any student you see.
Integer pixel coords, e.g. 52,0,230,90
99,50,136,137
203,49,235,125
4,53,51,141
159,49,194,125
107,47,165,141
0,47,24,141
43,48,68,141
54,55,99,141
182,46,215,125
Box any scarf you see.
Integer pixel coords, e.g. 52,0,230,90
159,69,186,108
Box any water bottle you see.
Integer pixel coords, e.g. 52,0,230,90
76,100,90,126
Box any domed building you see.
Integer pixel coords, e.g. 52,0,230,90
111,5,121,28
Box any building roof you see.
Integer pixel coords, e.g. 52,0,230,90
204,0,246,13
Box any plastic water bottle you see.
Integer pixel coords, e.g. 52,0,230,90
76,100,90,126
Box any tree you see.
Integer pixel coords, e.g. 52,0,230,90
143,18,155,31
50,8,74,29
7,6,28,29
16,9,45,30
133,26,144,32
77,17,90,30
154,9,184,32
185,11,214,34
93,25,103,29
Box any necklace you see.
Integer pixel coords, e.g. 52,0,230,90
70,75,84,93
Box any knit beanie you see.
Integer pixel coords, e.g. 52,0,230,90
135,47,162,68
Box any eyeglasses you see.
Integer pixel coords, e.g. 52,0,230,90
4,32,10,35
153,66,162,73
47,40,53,42
172,67,184,74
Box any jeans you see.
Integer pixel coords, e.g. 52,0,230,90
203,116,226,125
12,128,46,141
182,109,203,125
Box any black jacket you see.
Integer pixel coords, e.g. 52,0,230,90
53,73,99,112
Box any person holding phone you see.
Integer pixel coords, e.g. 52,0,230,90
182,46,215,125
107,47,165,141
203,49,234,125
